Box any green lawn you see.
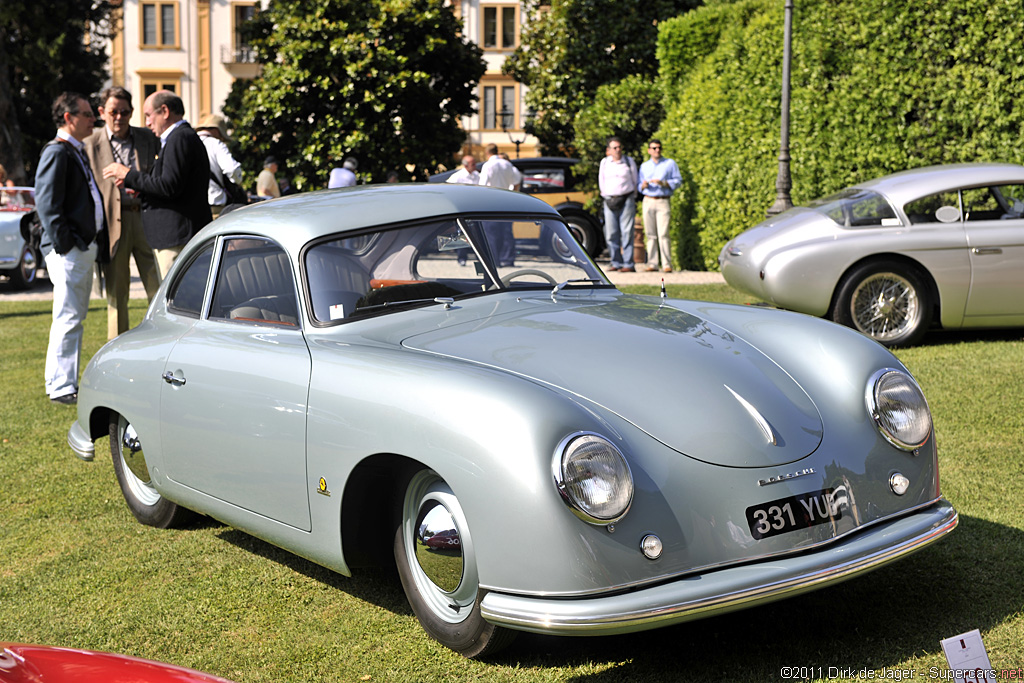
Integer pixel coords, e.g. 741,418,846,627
1,289,1022,683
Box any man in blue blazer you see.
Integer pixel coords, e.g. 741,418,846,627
103,90,211,278
35,91,106,405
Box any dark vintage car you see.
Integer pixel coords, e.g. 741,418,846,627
431,157,604,258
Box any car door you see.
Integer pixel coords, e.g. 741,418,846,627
961,184,1024,320
160,236,313,531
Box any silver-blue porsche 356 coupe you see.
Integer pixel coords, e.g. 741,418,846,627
68,183,957,657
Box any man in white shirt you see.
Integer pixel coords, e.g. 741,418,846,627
478,144,522,266
598,136,639,272
196,114,243,217
328,157,358,188
446,155,479,185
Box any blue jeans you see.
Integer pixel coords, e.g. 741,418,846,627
603,196,636,269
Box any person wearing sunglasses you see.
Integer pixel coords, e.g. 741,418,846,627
638,139,682,273
85,86,161,339
35,92,105,405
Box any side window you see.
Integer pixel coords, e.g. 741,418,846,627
521,168,566,195
904,191,960,224
167,243,214,317
992,184,1024,219
209,238,299,326
962,187,1002,221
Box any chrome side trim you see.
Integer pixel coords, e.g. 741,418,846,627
67,422,95,462
480,500,957,636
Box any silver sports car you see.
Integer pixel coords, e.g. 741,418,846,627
68,183,957,657
719,163,1024,346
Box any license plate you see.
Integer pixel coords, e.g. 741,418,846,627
745,488,846,540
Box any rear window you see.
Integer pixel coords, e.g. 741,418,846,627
807,189,900,227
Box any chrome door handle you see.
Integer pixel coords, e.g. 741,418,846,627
162,371,186,386
972,247,1002,255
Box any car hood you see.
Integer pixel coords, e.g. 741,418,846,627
402,295,823,468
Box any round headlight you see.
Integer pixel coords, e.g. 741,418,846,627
553,433,633,524
867,369,931,451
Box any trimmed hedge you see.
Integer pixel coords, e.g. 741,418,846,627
657,0,1024,270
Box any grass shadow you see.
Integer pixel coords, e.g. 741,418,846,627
483,514,1020,679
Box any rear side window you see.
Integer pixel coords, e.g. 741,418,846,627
520,167,567,194
167,243,214,317
808,189,899,227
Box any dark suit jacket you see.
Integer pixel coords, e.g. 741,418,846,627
34,139,101,257
85,125,158,259
124,121,212,249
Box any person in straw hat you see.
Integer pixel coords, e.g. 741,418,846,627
196,113,243,217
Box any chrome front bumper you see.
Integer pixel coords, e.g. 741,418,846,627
67,421,95,461
480,499,957,636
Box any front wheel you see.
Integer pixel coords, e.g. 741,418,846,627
393,469,516,658
109,414,192,528
831,261,933,347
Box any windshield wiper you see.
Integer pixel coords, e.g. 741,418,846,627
356,297,456,314
551,278,606,301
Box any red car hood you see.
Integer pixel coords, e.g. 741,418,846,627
0,643,236,683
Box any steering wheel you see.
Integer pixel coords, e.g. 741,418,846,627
499,269,559,287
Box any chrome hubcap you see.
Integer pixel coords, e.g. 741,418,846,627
414,501,464,593
850,272,919,342
118,417,160,506
402,471,477,624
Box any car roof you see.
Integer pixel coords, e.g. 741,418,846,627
428,157,580,182
854,162,1024,206
196,182,561,251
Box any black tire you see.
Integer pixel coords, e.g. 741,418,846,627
109,414,192,528
562,211,603,258
831,260,933,347
393,469,516,658
6,244,39,290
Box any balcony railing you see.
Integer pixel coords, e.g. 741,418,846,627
221,45,257,64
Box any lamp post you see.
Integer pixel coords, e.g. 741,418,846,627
499,106,527,158
767,0,794,217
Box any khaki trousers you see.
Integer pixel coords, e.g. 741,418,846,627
154,246,184,282
642,195,673,269
103,208,161,339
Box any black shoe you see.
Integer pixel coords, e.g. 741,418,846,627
50,393,77,405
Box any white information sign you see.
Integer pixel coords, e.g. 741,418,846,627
941,629,993,683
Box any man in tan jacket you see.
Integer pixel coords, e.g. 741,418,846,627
85,86,161,339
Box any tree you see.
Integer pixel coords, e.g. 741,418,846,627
657,0,1024,269
503,0,700,156
223,0,485,189
0,0,114,183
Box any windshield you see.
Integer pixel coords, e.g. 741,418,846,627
806,188,899,227
305,216,607,323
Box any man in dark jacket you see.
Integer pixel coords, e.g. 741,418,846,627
35,91,105,405
103,90,211,279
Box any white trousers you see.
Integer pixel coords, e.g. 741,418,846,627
44,243,97,399
642,196,673,269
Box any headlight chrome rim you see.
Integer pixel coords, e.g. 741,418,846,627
866,368,932,452
553,432,634,525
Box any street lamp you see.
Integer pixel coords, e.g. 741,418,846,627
767,0,794,217
499,106,527,158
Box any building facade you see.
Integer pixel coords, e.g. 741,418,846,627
108,0,537,163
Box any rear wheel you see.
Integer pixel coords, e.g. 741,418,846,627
6,244,39,289
109,414,192,528
832,260,933,347
393,469,516,658
562,212,602,258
